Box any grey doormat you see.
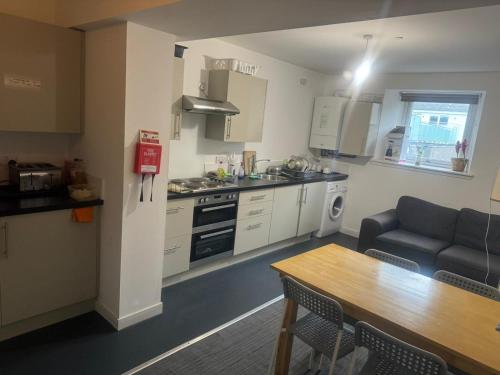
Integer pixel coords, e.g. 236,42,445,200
134,297,367,375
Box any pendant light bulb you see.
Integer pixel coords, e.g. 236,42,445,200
354,34,373,84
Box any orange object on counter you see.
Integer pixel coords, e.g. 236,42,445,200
72,207,94,223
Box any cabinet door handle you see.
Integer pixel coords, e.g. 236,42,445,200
164,245,181,255
175,113,181,139
226,117,232,139
297,188,302,205
303,187,308,204
250,195,266,201
1,222,8,259
248,208,264,216
247,223,262,231
167,206,185,214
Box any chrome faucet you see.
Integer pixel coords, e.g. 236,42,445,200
252,158,271,175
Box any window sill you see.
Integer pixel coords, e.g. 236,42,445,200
370,159,474,179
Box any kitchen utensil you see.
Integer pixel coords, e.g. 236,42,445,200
266,165,283,175
9,162,63,192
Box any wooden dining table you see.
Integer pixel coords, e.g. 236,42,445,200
271,244,500,375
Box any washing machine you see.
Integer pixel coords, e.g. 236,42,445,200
313,180,347,238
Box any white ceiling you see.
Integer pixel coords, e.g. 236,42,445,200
222,5,500,74
121,0,500,41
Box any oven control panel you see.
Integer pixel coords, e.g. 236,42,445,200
195,192,239,206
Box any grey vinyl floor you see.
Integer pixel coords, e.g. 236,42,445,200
0,233,357,375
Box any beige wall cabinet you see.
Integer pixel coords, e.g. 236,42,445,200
309,97,347,150
164,198,193,278
269,185,302,244
297,182,326,237
170,57,184,140
0,13,83,133
206,70,268,142
0,210,97,326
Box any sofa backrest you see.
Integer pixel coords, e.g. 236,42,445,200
396,196,458,243
454,208,500,255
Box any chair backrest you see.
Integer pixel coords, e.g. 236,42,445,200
354,321,448,375
281,276,343,328
365,249,420,273
433,270,500,301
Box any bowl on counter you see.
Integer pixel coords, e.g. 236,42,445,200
68,184,97,201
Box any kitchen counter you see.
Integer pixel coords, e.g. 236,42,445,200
0,188,104,217
167,172,348,200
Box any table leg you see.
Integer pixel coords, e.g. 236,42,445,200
274,297,298,375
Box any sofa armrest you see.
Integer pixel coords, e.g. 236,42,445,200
357,209,398,251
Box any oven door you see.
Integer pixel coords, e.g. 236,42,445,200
191,226,235,263
193,202,237,228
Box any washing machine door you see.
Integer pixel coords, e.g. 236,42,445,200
328,194,344,221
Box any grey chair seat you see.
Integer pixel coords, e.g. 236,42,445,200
376,229,450,265
290,313,355,359
359,354,454,375
436,245,500,285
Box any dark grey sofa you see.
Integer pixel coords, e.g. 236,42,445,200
358,196,500,286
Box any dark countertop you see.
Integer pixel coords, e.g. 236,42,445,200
167,172,348,200
0,187,104,217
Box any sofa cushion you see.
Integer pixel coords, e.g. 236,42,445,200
396,196,458,243
436,245,500,286
375,229,450,265
454,208,500,255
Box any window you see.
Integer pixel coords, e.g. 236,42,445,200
399,92,481,170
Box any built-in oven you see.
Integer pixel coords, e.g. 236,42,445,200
191,192,238,266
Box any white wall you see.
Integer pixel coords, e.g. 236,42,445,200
323,72,500,236
76,23,127,320
76,22,174,329
120,22,173,321
168,38,327,178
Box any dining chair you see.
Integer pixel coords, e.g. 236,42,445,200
348,321,448,375
365,249,420,273
433,270,500,301
268,276,354,375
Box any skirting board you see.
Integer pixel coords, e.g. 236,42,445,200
162,234,311,288
0,299,95,342
340,226,360,238
95,300,163,331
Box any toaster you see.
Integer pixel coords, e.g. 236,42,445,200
9,162,63,192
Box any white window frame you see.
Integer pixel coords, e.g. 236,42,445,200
399,91,483,172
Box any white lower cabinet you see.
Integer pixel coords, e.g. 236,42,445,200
163,234,191,278
269,185,302,244
0,210,97,326
297,182,326,236
234,214,271,255
164,198,194,278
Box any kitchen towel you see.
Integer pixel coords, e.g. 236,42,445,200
72,207,94,223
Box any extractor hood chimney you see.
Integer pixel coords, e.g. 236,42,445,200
182,95,239,116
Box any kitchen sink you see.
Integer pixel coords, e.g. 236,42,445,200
256,174,289,181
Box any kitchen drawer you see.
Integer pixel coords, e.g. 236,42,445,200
310,133,338,150
238,188,275,206
166,198,194,239
237,200,273,220
163,234,191,278
234,214,271,256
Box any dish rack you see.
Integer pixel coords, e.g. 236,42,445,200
281,168,319,179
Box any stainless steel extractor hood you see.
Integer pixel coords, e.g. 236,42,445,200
182,95,240,116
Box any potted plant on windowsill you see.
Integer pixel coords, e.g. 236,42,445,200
451,139,468,172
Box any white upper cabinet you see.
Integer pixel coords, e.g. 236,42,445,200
309,96,347,150
206,70,268,142
170,57,184,140
0,13,82,134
